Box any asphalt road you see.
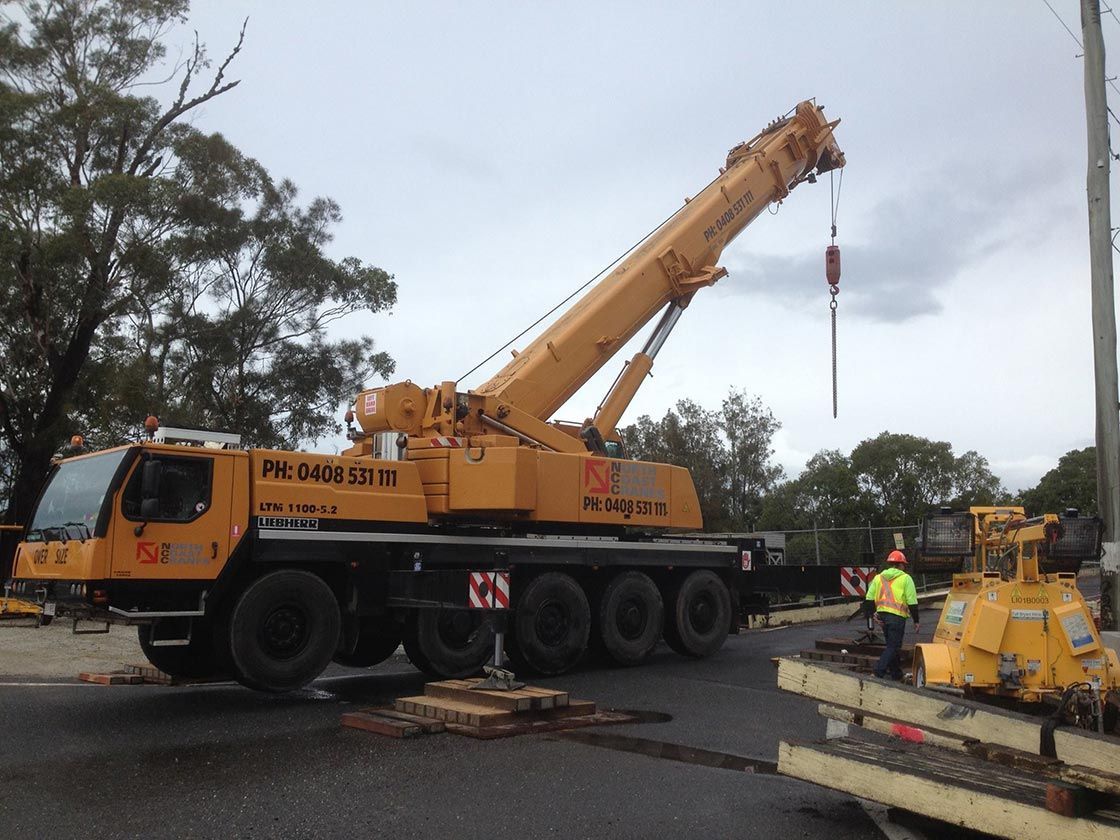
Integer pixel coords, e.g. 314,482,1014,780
0,618,920,839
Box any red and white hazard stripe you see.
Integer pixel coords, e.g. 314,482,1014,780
840,566,876,597
468,571,511,609
429,436,463,448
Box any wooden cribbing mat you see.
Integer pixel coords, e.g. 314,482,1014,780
78,672,143,685
341,708,446,738
422,679,569,712
777,657,1120,775
779,737,1120,839
395,695,594,728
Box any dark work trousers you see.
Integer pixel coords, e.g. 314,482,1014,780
875,612,907,680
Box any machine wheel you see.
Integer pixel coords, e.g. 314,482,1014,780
663,570,731,658
1105,694,1119,734
137,621,223,679
512,572,590,675
404,608,493,679
333,616,402,668
912,650,927,688
226,569,341,693
596,571,663,666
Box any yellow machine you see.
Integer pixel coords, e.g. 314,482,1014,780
8,101,844,692
914,507,1119,729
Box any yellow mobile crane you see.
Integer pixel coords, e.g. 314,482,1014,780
914,507,1119,730
9,101,844,692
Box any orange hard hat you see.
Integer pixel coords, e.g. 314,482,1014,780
887,550,908,565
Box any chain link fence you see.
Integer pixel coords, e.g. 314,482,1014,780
766,523,921,568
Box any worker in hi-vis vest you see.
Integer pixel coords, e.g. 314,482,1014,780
863,550,920,680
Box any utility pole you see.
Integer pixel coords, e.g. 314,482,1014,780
1082,0,1120,631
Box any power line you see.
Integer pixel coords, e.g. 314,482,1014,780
1041,0,1120,133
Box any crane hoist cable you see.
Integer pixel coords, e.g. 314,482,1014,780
458,172,724,384
826,168,843,419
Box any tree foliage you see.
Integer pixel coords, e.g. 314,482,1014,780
0,1,395,519
1018,447,1096,516
758,432,1007,533
621,389,782,531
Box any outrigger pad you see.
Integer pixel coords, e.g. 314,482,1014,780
470,665,525,692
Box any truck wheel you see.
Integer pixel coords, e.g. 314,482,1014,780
663,570,730,658
137,622,221,679
913,650,927,688
227,569,341,692
512,572,590,675
405,609,493,679
333,616,401,668
596,571,663,666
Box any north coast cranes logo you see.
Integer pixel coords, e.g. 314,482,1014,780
136,541,209,565
582,459,669,518
583,459,664,500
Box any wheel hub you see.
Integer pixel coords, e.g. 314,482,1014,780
261,604,309,659
535,599,570,647
437,611,479,652
688,591,716,634
616,597,647,640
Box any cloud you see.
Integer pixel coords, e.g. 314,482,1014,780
716,162,1070,322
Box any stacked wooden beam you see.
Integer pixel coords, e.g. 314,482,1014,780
775,657,1120,838
342,678,632,740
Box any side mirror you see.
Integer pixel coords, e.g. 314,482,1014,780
134,460,162,535
141,460,162,501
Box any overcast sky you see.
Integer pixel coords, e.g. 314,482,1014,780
171,1,1112,492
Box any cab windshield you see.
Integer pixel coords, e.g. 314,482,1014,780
25,449,131,542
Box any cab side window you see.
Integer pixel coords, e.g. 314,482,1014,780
122,456,213,522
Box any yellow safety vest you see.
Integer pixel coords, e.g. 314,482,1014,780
869,570,911,618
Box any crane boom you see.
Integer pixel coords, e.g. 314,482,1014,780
472,100,844,426
351,99,843,468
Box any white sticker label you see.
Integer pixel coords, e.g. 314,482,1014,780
945,600,967,626
1081,658,1104,671
363,392,378,415
42,602,56,616
1011,609,1045,621
1061,611,1096,650
987,591,998,601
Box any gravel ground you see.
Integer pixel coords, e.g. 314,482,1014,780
0,618,145,678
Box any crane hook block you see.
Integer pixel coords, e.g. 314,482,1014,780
825,245,841,287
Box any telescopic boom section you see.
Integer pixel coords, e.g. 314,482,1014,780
473,100,844,430
351,100,843,452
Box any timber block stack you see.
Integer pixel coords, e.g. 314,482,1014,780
342,678,633,740
78,671,144,685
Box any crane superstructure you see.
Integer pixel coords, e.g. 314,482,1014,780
347,100,844,528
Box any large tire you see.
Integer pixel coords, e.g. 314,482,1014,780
663,570,731,658
333,616,401,668
405,608,493,679
227,569,341,693
512,572,590,675
137,621,222,679
595,571,663,666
